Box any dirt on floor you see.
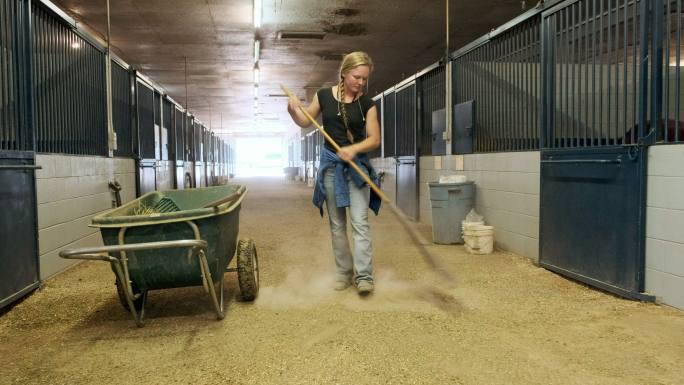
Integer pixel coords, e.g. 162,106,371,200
2,177,684,385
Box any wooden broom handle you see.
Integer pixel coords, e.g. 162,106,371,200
281,85,390,202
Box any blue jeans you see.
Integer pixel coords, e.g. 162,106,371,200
323,168,374,284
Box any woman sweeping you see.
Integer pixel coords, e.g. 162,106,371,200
286,51,382,295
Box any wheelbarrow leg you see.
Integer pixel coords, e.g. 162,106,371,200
136,291,148,325
111,261,146,327
197,249,225,320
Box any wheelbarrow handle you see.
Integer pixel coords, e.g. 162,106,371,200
59,239,208,260
59,239,211,328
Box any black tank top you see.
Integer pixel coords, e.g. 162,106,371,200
316,87,374,151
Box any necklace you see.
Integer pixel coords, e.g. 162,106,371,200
336,91,366,122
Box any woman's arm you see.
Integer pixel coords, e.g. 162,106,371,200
287,93,321,128
337,105,380,162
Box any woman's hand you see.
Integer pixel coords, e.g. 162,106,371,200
337,145,358,162
284,91,321,128
287,94,301,113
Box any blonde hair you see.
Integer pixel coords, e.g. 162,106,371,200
339,51,374,79
338,51,373,134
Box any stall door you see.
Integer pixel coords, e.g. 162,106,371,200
538,1,652,300
136,80,157,195
395,81,418,220
540,148,649,299
0,3,40,308
0,152,40,309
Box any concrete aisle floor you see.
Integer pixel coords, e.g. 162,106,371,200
2,177,684,385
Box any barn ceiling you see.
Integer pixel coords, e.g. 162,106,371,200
51,0,532,138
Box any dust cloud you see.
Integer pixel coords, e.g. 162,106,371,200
256,268,462,315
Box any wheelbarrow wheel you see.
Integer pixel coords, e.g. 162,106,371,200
115,278,145,313
237,239,259,301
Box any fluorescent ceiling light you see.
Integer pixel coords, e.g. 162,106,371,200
253,68,260,84
254,0,261,28
254,85,258,97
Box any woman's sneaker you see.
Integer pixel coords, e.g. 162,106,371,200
356,281,374,295
334,280,351,291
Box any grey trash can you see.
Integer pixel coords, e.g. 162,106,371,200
428,181,475,244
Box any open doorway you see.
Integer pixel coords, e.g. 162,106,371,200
235,137,285,177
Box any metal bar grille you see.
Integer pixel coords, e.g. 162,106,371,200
207,132,214,163
194,123,202,162
218,140,222,172
1,0,21,151
202,126,208,162
136,80,155,159
382,91,396,157
112,61,132,156
660,0,683,143
314,130,321,160
217,140,221,170
453,16,541,152
395,83,416,156
212,133,215,163
206,132,211,163
161,98,171,160
152,91,160,159
311,132,315,162
418,66,446,155
544,0,643,148
153,90,160,126
185,115,193,161
174,107,184,161
32,3,106,155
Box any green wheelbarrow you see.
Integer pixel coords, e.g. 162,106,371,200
59,185,259,327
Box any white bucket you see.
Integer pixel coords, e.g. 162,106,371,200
463,224,494,254
461,220,485,233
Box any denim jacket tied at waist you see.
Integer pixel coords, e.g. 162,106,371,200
312,147,382,217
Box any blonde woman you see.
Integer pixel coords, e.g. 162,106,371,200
286,51,381,295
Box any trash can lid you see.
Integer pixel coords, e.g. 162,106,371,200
428,180,474,187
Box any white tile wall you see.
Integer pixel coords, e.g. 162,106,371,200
35,154,136,279
647,144,684,177
419,152,540,261
646,144,684,310
371,157,397,203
